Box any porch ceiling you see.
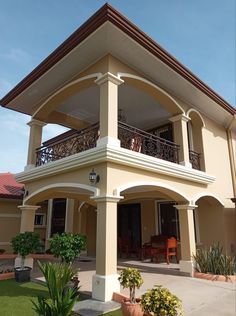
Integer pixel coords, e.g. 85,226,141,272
55,82,171,130
1,13,234,128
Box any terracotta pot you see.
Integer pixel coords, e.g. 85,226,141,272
194,272,236,283
0,272,15,281
121,299,143,316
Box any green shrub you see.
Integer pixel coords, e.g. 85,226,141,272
193,243,236,276
141,285,182,316
32,261,78,316
50,233,86,264
11,232,41,268
118,267,143,303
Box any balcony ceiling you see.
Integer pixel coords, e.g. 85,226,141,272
56,83,171,130
2,18,234,128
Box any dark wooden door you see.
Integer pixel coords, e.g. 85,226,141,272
159,202,179,240
51,199,67,236
118,203,141,248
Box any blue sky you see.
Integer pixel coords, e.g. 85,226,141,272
0,0,235,173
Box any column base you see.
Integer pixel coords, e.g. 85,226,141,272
180,161,192,168
24,164,35,171
92,273,120,301
179,260,194,276
15,256,34,269
97,136,120,148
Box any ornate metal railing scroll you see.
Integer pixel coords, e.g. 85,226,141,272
189,150,201,170
118,121,180,164
36,123,99,166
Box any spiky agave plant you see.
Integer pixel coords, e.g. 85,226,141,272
32,261,79,316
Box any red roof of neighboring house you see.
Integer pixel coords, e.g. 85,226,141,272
0,173,23,199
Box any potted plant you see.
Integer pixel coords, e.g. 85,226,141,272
141,285,182,316
32,261,79,316
118,267,144,316
11,231,41,282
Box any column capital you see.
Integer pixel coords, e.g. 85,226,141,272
95,72,124,86
18,205,41,212
174,204,198,210
91,195,124,203
27,119,46,127
169,114,190,123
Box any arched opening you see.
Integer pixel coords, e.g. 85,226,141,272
116,183,190,265
22,183,98,253
187,109,205,171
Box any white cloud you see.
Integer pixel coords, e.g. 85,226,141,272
43,124,69,142
1,48,32,67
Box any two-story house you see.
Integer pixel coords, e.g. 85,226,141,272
1,4,235,302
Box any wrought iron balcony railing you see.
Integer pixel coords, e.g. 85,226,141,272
189,150,201,170
118,122,180,163
36,123,99,166
36,121,180,166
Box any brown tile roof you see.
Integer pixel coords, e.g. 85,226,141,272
0,173,23,199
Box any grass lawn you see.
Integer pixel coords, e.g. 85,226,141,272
0,279,122,316
0,279,48,316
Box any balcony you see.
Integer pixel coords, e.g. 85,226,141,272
36,122,180,167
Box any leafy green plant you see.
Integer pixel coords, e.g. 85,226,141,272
32,261,79,316
49,233,86,264
193,243,236,276
11,232,41,268
141,285,182,316
118,267,143,304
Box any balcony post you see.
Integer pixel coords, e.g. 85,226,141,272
170,114,191,167
175,204,197,276
95,72,124,147
25,119,46,170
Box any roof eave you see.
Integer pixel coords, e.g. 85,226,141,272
0,3,235,115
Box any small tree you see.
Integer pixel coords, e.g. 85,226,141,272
141,286,182,316
50,233,86,264
11,232,41,269
118,267,143,304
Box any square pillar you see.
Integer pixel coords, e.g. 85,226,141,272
175,204,197,276
91,195,122,301
25,119,46,170
170,114,191,168
15,205,40,268
95,72,124,147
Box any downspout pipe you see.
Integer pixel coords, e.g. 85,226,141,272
227,114,236,198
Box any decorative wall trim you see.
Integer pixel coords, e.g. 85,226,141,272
0,213,21,218
16,144,215,187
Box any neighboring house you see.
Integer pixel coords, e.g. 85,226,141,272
0,173,23,251
0,4,235,302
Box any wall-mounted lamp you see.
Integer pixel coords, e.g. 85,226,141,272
89,169,100,184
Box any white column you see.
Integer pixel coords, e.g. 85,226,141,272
45,199,53,249
170,114,191,168
95,72,124,147
175,204,197,276
91,195,122,302
25,119,46,170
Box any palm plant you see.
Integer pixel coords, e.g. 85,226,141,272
32,261,79,316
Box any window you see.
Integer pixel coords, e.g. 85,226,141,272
34,213,46,227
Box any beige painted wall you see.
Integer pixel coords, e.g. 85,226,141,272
0,199,21,252
140,200,156,244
